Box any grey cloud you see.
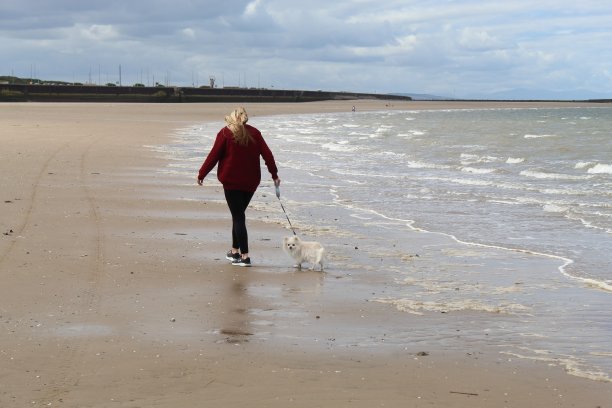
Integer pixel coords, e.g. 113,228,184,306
2,0,612,97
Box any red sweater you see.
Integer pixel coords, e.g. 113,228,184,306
198,125,278,192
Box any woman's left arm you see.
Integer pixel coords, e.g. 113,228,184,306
197,130,226,184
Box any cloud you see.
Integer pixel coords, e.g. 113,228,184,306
181,27,196,39
80,24,120,41
458,27,501,51
1,0,611,98
244,0,262,17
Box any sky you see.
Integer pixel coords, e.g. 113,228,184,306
2,0,612,99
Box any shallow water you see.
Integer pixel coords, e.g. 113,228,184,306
156,106,612,382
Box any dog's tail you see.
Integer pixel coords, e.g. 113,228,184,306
317,247,325,271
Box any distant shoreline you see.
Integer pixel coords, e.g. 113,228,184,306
413,98,612,103
0,83,411,103
2,83,610,104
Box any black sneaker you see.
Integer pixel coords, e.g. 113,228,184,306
232,257,251,267
226,251,240,261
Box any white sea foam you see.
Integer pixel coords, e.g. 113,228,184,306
460,153,480,161
540,187,585,195
448,178,494,186
588,163,612,174
520,170,591,180
398,129,426,137
321,142,360,152
330,168,400,179
501,351,611,383
461,167,497,174
378,151,406,158
488,199,521,205
460,154,500,164
575,161,594,169
514,196,547,205
374,298,530,315
406,160,450,169
375,125,394,132
294,128,316,135
350,213,372,220
542,204,569,213
506,157,525,164
524,134,557,139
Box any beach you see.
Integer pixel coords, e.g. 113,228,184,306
1,101,610,407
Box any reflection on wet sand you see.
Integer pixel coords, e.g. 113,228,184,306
217,266,325,344
218,270,253,344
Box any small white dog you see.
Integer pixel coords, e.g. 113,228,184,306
283,236,325,271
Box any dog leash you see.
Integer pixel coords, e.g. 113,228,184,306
276,184,297,236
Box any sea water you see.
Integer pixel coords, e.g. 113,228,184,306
158,106,612,382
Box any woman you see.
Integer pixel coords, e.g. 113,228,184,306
197,107,280,267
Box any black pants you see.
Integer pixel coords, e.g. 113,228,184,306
224,189,255,254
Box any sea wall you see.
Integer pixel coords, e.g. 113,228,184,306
0,84,411,103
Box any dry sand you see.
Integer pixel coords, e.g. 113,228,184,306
1,101,610,407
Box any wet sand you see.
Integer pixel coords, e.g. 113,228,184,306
0,101,610,407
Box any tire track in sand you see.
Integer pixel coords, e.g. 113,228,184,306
0,141,71,267
27,134,109,407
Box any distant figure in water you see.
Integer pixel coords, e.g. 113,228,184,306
352,105,356,112
197,106,281,267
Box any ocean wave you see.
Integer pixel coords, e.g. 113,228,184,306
406,160,451,169
513,195,598,212
575,161,594,169
520,170,592,180
501,351,611,383
488,199,521,205
377,151,406,158
385,190,612,292
375,125,394,132
567,214,612,234
542,204,569,213
448,178,494,186
330,168,401,179
588,163,612,174
321,142,360,152
539,187,587,196
461,166,497,174
374,298,531,315
575,208,612,218
460,153,500,164
397,129,426,137
524,134,558,139
460,153,480,161
506,157,525,164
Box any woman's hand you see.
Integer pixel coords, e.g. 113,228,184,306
197,177,203,186
274,178,281,187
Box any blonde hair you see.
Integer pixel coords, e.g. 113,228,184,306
225,106,252,146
